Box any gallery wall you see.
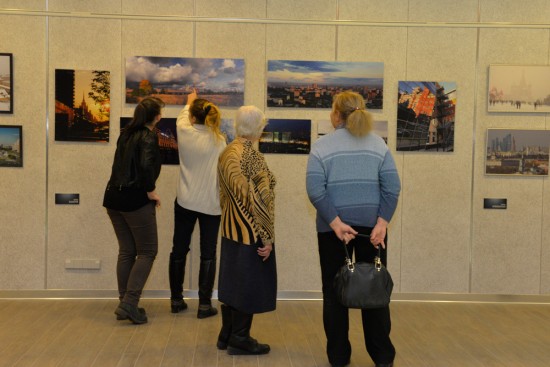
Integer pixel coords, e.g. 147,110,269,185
1,0,550,298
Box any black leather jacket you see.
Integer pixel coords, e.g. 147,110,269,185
107,127,161,191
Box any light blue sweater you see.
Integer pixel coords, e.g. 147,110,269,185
306,127,401,232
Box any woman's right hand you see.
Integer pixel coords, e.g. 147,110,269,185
147,191,161,208
187,88,197,106
329,216,357,244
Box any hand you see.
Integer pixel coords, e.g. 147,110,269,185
147,191,161,208
187,88,198,106
258,242,273,261
329,216,357,244
370,217,388,249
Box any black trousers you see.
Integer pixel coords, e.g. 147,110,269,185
107,202,158,306
318,227,395,366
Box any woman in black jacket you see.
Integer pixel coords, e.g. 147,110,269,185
103,97,164,324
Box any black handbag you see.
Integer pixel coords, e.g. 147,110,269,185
333,235,393,309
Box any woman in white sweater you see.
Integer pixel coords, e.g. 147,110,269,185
169,89,226,318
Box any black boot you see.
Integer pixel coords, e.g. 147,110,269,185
217,304,232,350
115,302,148,324
169,254,188,313
197,259,218,319
227,309,270,355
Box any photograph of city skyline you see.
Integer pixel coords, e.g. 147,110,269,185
488,65,550,112
0,125,22,167
0,53,13,113
120,117,178,165
485,129,550,176
397,81,456,152
267,60,383,109
125,56,244,107
259,119,311,154
55,69,110,142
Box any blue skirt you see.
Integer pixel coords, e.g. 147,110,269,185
218,237,277,314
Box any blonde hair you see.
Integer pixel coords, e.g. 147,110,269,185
333,91,373,137
235,106,266,140
190,99,224,142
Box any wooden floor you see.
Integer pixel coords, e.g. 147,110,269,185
0,299,549,367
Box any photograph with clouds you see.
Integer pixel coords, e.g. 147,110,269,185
125,56,245,107
267,60,383,109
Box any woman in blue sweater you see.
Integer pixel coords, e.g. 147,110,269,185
306,91,401,367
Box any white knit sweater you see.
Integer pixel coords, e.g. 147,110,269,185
176,105,226,215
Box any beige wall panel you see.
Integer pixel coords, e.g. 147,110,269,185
480,0,550,23
472,28,549,295
47,16,121,289
48,0,121,13
337,26,408,289
0,0,44,10
338,0,408,21
122,0,193,15
399,28,477,293
264,25,336,291
0,14,47,289
409,0,479,22
196,0,266,18
267,0,336,20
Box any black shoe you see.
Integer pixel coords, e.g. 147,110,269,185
375,363,394,367
115,302,148,324
116,307,146,320
227,336,270,355
197,305,218,319
170,299,188,313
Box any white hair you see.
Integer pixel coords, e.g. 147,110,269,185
235,105,266,140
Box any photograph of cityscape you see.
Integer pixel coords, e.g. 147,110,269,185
55,69,110,142
220,118,235,144
0,125,22,167
120,117,178,165
125,56,244,107
259,119,311,154
488,65,550,112
267,60,383,109
397,81,456,152
485,129,550,176
0,53,13,113
316,119,388,143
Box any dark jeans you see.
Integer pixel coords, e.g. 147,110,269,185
107,202,158,307
171,200,221,301
318,227,395,366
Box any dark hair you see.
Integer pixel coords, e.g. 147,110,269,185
189,98,224,142
124,97,165,134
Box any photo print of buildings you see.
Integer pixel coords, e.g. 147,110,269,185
397,81,456,152
0,53,12,113
259,119,311,154
0,125,22,167
485,129,550,176
120,117,178,165
267,60,383,109
55,69,110,142
125,56,244,107
488,65,550,113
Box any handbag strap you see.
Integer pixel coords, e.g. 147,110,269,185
342,233,382,271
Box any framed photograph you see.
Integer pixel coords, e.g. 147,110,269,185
485,129,550,176
220,118,236,144
259,119,311,154
397,81,456,152
0,53,13,114
120,117,178,165
488,65,550,113
267,60,383,109
125,56,245,107
0,125,22,167
55,69,110,142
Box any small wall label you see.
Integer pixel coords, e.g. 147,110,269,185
484,198,507,209
55,193,80,205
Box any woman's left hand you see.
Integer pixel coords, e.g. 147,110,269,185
258,242,273,261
